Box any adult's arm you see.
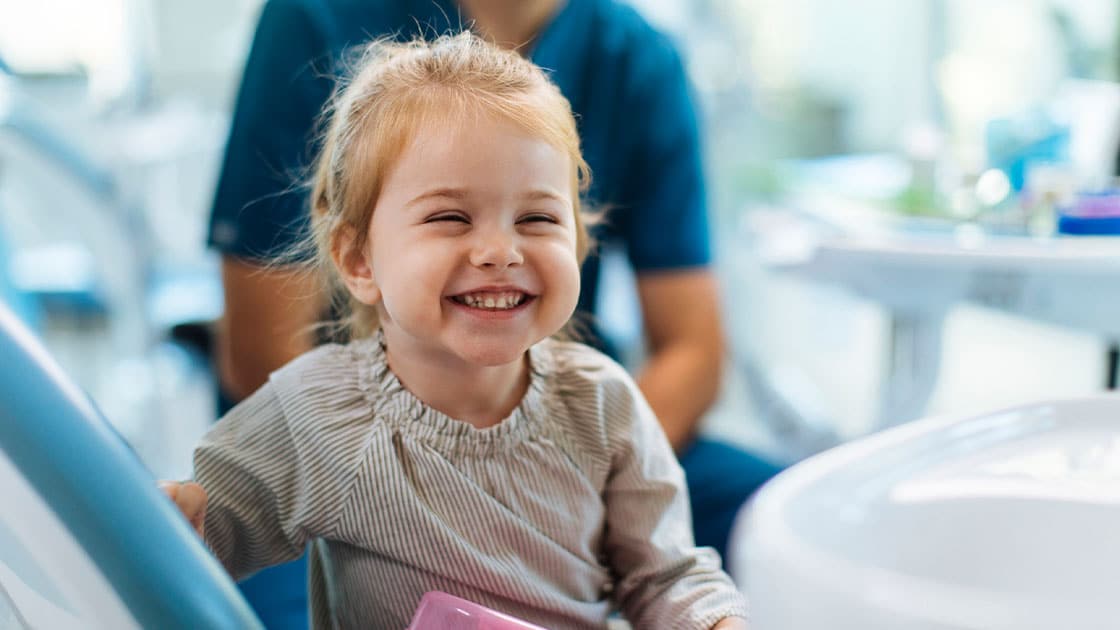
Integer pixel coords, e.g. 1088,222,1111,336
634,270,725,452
621,31,725,451
207,0,334,400
216,258,323,401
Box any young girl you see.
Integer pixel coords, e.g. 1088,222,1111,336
165,32,748,629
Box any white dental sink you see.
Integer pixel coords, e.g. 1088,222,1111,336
731,395,1120,629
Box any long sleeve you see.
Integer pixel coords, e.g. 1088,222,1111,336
601,374,748,628
193,383,331,580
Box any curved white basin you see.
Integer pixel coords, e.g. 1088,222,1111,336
731,395,1120,629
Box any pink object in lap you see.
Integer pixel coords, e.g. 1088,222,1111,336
408,591,548,630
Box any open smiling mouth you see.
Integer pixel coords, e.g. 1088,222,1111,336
448,291,535,311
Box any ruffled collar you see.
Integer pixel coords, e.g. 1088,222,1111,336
352,329,557,457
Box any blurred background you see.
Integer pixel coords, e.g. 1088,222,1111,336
2,0,1119,479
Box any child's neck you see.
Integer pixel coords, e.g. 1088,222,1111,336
381,335,531,430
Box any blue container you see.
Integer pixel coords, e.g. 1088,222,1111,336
1057,190,1120,235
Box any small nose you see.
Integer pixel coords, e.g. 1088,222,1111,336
469,227,524,268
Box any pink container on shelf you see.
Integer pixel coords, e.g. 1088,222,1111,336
407,591,548,630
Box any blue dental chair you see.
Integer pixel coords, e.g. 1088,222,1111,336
0,301,261,629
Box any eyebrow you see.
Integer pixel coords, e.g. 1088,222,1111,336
406,188,468,207
406,187,568,207
521,190,569,203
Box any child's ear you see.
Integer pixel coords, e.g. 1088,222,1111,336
332,226,381,305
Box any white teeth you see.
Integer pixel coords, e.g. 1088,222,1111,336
456,291,526,310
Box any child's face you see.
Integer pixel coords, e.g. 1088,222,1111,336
347,113,581,367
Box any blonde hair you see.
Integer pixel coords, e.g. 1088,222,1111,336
308,31,593,339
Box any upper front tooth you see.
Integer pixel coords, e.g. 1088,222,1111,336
459,292,526,308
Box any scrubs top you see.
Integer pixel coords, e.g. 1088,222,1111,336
207,0,711,352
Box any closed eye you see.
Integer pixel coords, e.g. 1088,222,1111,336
425,212,469,224
518,213,560,224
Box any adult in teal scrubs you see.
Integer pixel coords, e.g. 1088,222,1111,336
208,1,781,627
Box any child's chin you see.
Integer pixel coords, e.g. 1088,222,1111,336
460,346,530,367
454,338,537,367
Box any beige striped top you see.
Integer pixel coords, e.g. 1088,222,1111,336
194,333,749,629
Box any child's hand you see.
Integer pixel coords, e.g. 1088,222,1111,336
158,480,208,538
711,616,749,630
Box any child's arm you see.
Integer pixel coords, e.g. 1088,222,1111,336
601,376,750,628
159,480,207,538
189,383,322,580
712,616,749,629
